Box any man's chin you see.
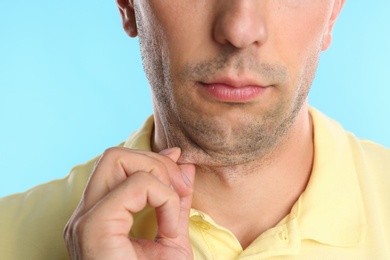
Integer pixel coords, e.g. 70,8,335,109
176,141,267,168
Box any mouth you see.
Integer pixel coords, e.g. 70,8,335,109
198,76,269,103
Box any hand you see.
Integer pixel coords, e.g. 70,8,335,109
64,147,195,259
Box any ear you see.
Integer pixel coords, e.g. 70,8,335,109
117,0,137,37
322,0,346,51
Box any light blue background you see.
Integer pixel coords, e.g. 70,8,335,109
1,2,389,197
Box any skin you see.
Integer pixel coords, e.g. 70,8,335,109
133,0,334,166
64,0,345,258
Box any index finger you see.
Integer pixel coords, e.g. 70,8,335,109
81,147,184,213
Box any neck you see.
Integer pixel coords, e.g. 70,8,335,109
153,104,314,249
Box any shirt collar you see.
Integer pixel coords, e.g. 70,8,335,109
298,108,366,247
124,109,366,247
124,115,154,151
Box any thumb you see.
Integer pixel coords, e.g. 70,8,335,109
154,163,195,242
155,164,195,258
176,164,196,236
179,164,195,192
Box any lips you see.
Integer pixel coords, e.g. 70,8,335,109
198,77,269,103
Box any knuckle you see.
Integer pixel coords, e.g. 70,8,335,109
101,147,122,160
94,148,175,189
93,147,123,172
148,160,170,180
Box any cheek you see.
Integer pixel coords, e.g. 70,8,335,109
149,1,214,72
271,4,329,80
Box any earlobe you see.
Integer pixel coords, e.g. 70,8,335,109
321,0,346,51
117,0,138,38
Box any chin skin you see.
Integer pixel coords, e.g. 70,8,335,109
150,45,320,168
154,89,311,168
133,0,338,168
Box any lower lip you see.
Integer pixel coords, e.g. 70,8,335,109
200,83,267,102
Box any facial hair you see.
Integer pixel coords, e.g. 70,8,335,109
135,6,320,167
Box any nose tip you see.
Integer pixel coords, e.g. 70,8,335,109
213,2,267,49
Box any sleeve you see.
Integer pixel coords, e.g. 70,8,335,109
0,158,97,260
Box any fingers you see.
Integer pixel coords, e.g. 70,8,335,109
81,147,189,213
68,171,182,259
156,163,196,241
160,148,194,197
78,146,194,237
64,146,196,259
177,164,196,235
88,171,182,239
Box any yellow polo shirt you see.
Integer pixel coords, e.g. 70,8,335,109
1,108,390,259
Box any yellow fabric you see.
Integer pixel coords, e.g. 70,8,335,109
1,109,390,259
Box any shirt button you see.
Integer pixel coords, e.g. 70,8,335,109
196,222,210,230
279,231,289,242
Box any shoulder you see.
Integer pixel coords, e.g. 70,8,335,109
310,106,390,172
310,106,390,204
347,134,390,174
0,116,154,259
0,156,99,259
310,107,390,250
357,138,390,162
349,137,390,200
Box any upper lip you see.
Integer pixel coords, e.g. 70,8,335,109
200,75,268,88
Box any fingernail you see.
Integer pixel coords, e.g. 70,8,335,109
159,147,179,156
182,172,193,188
